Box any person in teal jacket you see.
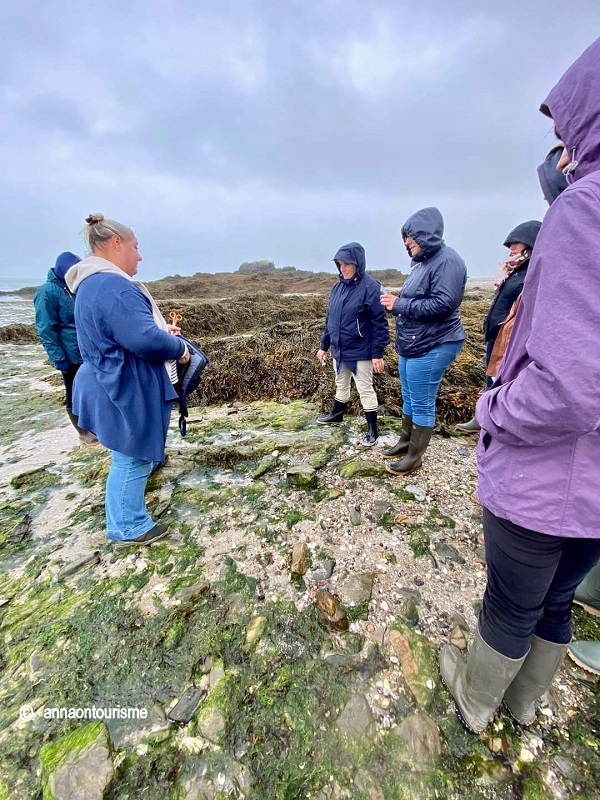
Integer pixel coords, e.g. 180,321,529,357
33,252,97,444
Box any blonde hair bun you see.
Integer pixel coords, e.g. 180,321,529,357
85,213,105,225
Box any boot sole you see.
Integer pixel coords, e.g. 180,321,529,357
567,649,600,675
385,463,422,476
316,420,343,425
573,599,600,618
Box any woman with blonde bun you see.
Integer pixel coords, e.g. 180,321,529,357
66,214,189,545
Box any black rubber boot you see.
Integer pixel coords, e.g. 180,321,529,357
456,416,481,433
317,399,348,425
382,414,412,457
66,408,99,445
385,424,433,475
360,410,378,447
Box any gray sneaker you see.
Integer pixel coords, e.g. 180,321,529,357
113,524,169,547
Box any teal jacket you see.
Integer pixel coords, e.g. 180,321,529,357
33,269,82,366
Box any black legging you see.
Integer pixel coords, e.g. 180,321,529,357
479,507,600,658
61,363,81,410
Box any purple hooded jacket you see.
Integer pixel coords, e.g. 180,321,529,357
476,37,600,539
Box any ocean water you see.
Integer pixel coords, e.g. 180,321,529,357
0,296,35,326
0,276,41,292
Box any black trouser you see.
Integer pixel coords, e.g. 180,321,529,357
61,363,81,410
479,507,600,658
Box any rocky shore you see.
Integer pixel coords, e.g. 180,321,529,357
0,332,599,800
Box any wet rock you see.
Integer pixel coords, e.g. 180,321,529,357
339,460,386,479
307,556,336,581
244,615,267,653
174,580,211,608
404,484,426,502
315,589,349,632
224,592,248,622
450,612,469,631
107,702,170,748
252,453,279,478
185,753,252,799
397,594,419,628
10,466,59,490
196,704,226,744
167,686,206,723
434,540,465,564
336,693,375,740
348,504,362,526
355,640,385,681
553,754,585,782
58,552,100,580
397,712,442,765
475,546,486,564
308,450,331,469
290,542,310,575
486,735,510,755
153,483,174,517
449,626,468,651
353,769,385,800
286,464,318,489
8,513,32,544
40,722,114,800
338,572,375,606
388,625,438,708
208,659,225,689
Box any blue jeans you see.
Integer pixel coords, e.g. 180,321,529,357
399,340,464,427
105,451,159,541
480,508,600,658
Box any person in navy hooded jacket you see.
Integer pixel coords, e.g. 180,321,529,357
34,252,97,444
381,207,466,473
316,242,389,446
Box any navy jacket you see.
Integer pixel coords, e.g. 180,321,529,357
72,272,185,462
320,242,389,371
33,269,82,366
391,208,466,358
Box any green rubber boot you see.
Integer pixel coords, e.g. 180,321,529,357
503,636,568,725
440,629,527,734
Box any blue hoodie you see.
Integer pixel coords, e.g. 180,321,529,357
391,208,466,358
320,242,390,372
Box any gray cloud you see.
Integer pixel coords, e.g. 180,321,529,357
1,1,599,284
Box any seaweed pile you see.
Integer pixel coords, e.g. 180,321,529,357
160,292,490,425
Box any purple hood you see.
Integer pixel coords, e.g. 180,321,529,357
475,37,600,539
540,37,600,182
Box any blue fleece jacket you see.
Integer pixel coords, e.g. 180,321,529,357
72,272,185,461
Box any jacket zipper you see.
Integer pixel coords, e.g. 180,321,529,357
356,320,363,338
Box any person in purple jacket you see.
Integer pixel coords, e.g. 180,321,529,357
440,38,600,733
66,214,190,546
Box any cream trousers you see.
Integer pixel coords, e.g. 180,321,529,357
333,359,378,412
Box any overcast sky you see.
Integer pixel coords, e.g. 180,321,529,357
1,1,598,285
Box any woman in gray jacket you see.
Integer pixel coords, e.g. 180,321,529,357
380,207,466,474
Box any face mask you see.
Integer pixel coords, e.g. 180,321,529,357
537,146,568,205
